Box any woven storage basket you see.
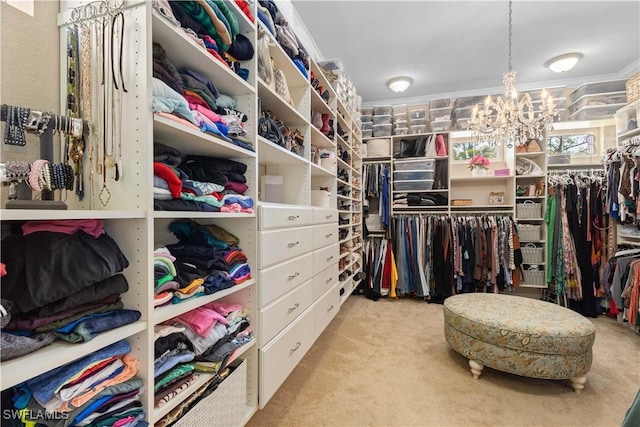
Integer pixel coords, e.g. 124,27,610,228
518,224,541,241
522,267,545,287
173,358,246,427
516,200,542,219
627,72,640,104
521,243,544,264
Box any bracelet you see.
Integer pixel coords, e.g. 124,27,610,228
62,164,75,190
51,163,64,190
39,162,52,192
4,161,30,181
29,159,47,191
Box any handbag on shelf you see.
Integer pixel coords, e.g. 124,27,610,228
258,110,284,146
273,65,293,106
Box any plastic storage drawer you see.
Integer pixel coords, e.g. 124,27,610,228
361,121,373,130
410,109,426,120
394,158,435,171
373,105,392,115
569,80,627,103
394,170,435,181
394,179,434,191
431,120,451,132
372,114,392,125
429,98,452,109
430,108,452,122
373,123,392,137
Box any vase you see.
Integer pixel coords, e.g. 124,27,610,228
471,168,488,177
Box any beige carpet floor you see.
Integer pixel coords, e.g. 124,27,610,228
247,294,640,427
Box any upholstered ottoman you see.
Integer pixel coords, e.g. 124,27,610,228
443,293,596,393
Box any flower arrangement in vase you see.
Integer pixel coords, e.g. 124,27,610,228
468,155,491,176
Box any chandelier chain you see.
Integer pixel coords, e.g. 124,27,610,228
508,0,512,72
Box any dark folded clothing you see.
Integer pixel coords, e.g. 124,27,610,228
154,142,182,166
154,199,220,212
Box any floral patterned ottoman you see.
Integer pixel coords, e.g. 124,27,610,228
443,293,596,393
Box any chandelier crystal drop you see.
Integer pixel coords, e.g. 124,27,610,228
468,0,556,148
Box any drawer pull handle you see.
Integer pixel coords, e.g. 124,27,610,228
288,241,300,247
288,215,299,220
326,256,334,261
325,214,333,219
290,341,301,353
327,304,334,312
287,272,300,280
287,303,299,313
325,233,333,238
325,277,333,284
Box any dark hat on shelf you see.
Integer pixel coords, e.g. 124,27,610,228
228,34,254,61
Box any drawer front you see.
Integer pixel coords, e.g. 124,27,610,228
259,306,314,408
259,279,314,347
312,262,339,300
259,204,313,230
313,208,338,224
259,252,313,307
260,226,314,268
314,282,341,341
313,243,339,274
313,223,338,250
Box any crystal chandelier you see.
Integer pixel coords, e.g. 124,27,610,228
468,0,556,148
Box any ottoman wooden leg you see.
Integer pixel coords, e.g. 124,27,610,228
469,359,484,379
570,376,587,394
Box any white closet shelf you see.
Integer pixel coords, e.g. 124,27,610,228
547,162,604,168
153,211,256,219
392,189,449,194
515,174,546,179
515,152,545,158
362,156,391,162
336,178,349,186
153,115,256,159
310,163,335,177
152,339,256,423
311,126,336,149
258,136,308,165
257,80,308,126
0,209,146,221
451,175,513,181
618,127,640,141
260,28,308,88
0,321,147,391
152,11,255,97
515,196,546,200
154,280,256,325
337,158,350,170
452,204,515,209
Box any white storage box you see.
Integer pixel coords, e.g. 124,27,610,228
518,224,542,241
410,124,426,134
311,189,331,207
361,121,373,130
521,243,544,264
429,107,452,122
365,214,384,231
362,129,373,138
261,175,284,203
367,138,391,157
429,98,452,109
516,200,542,218
393,104,407,115
320,157,337,171
394,128,409,136
394,179,434,191
410,109,426,120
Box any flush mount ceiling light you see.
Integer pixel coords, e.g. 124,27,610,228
387,76,413,93
545,52,583,73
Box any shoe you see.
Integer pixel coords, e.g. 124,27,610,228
312,112,322,129
321,113,331,134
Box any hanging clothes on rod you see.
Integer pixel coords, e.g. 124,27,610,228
360,236,397,301
546,170,606,318
389,214,521,303
363,162,390,234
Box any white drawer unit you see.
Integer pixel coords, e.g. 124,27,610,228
260,226,314,268
313,243,339,274
313,262,339,300
259,203,313,230
259,252,314,307
314,282,341,341
312,207,338,224
259,306,315,408
259,279,314,347
313,223,338,250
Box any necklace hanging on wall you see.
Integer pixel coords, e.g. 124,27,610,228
66,22,85,201
98,15,111,207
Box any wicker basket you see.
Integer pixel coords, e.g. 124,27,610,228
516,200,542,219
521,243,544,264
173,358,247,427
518,224,541,241
627,72,640,104
522,267,545,287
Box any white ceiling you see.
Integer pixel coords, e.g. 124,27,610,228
292,0,640,105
